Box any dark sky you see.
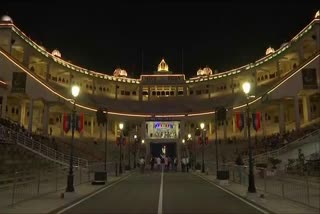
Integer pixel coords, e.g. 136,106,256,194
1,1,319,78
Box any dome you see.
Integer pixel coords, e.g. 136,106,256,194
113,68,127,77
197,68,203,76
52,49,61,57
197,67,212,76
265,47,275,55
203,66,213,75
157,59,169,72
315,10,320,18
1,15,13,23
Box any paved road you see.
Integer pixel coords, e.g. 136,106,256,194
59,170,266,214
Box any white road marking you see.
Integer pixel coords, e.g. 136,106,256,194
57,174,132,214
196,174,269,214
157,166,164,214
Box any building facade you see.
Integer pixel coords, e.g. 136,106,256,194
0,11,319,163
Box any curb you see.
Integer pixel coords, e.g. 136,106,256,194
49,172,134,214
192,172,275,214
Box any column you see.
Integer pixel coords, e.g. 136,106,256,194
139,85,142,101
276,60,280,79
60,113,64,137
231,77,234,94
42,103,49,136
183,85,187,96
1,93,7,119
46,63,51,82
23,46,30,66
298,44,304,64
176,86,178,96
261,110,266,137
177,119,185,171
148,86,150,101
92,78,95,95
90,116,94,137
232,111,236,134
279,102,285,135
28,99,34,132
294,95,301,130
115,85,118,100
19,102,26,126
302,96,311,124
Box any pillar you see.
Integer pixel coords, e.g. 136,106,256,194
1,93,7,119
298,44,304,64
139,85,142,101
279,102,285,135
19,102,26,126
46,63,51,82
28,99,34,132
302,96,311,124
232,112,236,134
115,85,118,100
148,86,150,101
276,60,280,79
42,103,49,136
223,120,227,143
261,110,266,137
183,85,187,96
90,116,94,137
294,95,300,130
60,113,64,137
23,46,30,66
92,79,95,95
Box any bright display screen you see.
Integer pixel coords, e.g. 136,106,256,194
146,121,180,139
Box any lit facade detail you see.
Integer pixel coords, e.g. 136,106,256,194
265,46,275,55
157,59,169,72
52,49,61,58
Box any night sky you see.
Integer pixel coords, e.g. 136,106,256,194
1,1,319,78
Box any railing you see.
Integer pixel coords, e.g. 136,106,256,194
0,125,88,168
227,164,320,209
248,129,320,163
0,164,90,207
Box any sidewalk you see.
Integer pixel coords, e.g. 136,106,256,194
0,173,131,214
195,173,319,214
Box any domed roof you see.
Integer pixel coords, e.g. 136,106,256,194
1,15,13,23
315,10,320,18
197,66,212,76
52,49,61,57
203,66,213,75
266,46,275,55
157,59,169,72
113,68,127,77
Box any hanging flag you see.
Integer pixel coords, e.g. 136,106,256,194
76,112,84,133
236,112,244,132
252,112,261,131
63,113,71,133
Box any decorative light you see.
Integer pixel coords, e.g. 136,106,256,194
200,123,205,130
188,133,191,139
1,15,13,23
242,82,251,95
182,139,185,144
134,134,137,139
71,85,80,98
141,139,145,144
119,123,124,130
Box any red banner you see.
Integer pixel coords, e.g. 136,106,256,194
63,113,70,133
76,112,84,133
236,112,244,132
252,112,261,131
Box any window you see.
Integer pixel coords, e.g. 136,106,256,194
132,91,137,95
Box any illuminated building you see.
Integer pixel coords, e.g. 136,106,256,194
0,11,319,165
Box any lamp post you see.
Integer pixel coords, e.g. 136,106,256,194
104,109,108,173
242,82,256,193
66,85,80,192
133,134,138,168
119,123,124,175
200,122,205,173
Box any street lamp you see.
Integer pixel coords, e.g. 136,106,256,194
66,85,80,192
242,81,256,193
119,123,124,175
133,134,138,168
200,122,205,173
